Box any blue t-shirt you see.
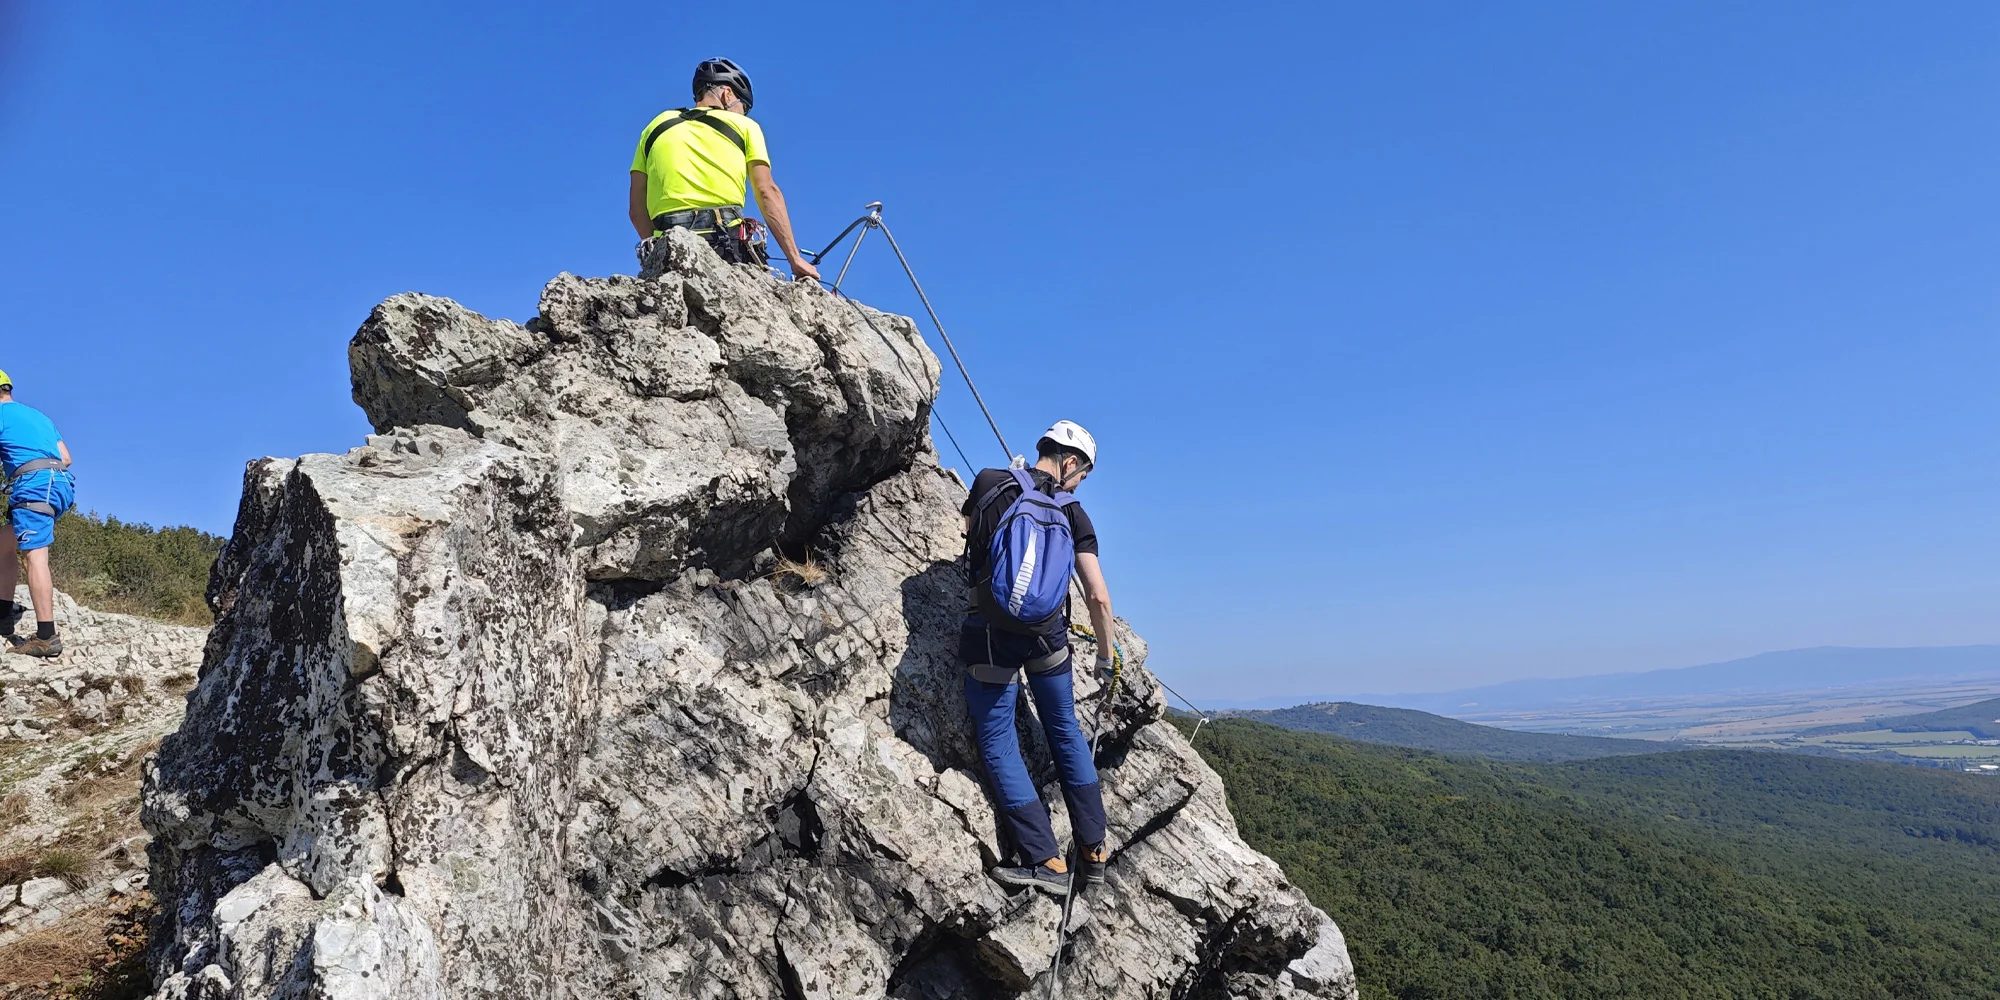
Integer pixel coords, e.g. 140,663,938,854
0,402,64,480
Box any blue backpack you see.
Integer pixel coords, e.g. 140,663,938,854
972,469,1076,635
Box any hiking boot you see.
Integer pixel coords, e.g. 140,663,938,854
0,602,22,636
991,860,1071,896
1081,843,1110,885
7,636,61,658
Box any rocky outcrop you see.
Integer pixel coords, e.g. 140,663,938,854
0,589,205,960
140,230,1358,999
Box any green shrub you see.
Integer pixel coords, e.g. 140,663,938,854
39,512,224,626
34,848,89,890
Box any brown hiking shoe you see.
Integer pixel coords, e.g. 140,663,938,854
1082,843,1110,884
7,636,62,658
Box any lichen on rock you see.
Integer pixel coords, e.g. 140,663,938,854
141,230,1358,999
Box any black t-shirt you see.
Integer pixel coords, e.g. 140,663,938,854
961,468,1098,589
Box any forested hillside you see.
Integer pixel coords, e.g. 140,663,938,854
46,511,223,624
1186,718,2000,1000
1220,701,1673,762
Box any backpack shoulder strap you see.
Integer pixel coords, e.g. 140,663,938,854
643,108,748,158
972,471,1019,515
1007,468,1038,497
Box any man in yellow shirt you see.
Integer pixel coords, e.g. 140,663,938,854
628,58,819,281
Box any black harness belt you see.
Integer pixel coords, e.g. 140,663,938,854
964,638,1070,684
7,458,69,517
651,205,745,234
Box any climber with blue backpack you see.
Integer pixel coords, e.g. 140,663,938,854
960,421,1118,895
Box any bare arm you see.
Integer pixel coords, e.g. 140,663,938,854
749,163,820,280
629,171,653,240
56,441,71,466
1074,552,1116,664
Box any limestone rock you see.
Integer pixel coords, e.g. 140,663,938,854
142,230,1358,999
16,877,68,910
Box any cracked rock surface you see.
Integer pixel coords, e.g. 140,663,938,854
141,230,1358,999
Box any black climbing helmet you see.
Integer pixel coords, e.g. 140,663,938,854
692,57,754,112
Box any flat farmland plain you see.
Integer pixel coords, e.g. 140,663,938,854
1468,678,2000,772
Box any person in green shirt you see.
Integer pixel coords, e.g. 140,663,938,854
628,58,819,281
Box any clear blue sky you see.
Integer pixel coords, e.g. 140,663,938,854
2,2,1994,702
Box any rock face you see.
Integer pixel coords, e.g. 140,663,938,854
141,231,1358,999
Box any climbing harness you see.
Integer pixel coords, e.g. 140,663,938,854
719,215,770,267
642,107,747,158
7,458,70,517
651,205,744,231
10,457,66,483
653,205,769,267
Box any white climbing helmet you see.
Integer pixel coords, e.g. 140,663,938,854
1037,420,1097,466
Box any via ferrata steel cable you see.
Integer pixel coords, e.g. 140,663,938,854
811,203,1224,733
813,276,976,474
873,215,1014,461
812,203,1012,462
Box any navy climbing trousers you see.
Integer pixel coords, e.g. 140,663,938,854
960,618,1107,865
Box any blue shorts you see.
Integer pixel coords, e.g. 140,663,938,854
8,470,74,552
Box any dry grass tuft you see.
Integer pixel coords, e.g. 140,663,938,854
0,915,102,996
0,896,155,1000
0,851,35,885
769,554,829,588
54,773,126,810
56,712,94,734
0,791,29,828
34,849,90,890
63,749,120,780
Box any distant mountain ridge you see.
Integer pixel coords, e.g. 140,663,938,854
1219,701,1675,762
1338,645,2000,716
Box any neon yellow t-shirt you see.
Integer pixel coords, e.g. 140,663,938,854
630,107,770,222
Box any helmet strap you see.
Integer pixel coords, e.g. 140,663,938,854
1059,458,1090,491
